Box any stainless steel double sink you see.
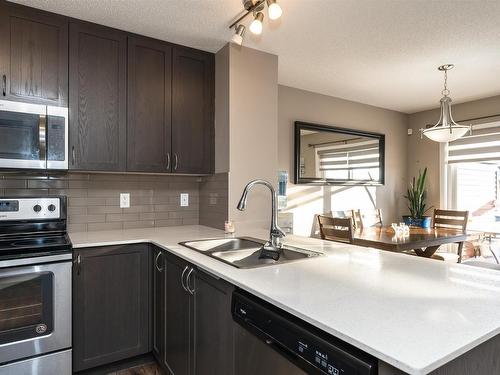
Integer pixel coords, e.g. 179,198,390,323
179,237,322,269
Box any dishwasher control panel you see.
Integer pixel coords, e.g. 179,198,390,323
233,290,377,375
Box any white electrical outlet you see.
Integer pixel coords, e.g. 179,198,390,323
180,193,189,207
120,193,130,208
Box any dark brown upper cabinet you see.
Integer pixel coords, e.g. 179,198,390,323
172,47,214,175
127,36,172,172
68,21,127,171
0,2,68,106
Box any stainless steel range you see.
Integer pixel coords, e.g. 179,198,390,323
0,197,72,375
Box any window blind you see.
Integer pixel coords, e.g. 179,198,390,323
448,116,500,164
317,139,380,171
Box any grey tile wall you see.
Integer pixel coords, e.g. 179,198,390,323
0,172,202,233
199,173,228,230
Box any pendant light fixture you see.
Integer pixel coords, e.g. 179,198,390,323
420,64,471,143
229,0,283,45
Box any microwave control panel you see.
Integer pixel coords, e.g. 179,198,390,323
47,116,66,162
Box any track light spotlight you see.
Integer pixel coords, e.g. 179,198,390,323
266,0,282,20
249,12,264,35
228,0,282,42
231,24,246,45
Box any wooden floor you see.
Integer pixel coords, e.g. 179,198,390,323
106,362,162,375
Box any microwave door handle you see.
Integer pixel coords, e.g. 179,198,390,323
39,114,47,163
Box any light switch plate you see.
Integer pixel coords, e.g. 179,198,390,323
120,193,130,208
180,193,189,207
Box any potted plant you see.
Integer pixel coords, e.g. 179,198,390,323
403,167,433,228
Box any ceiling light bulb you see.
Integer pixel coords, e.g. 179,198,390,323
249,12,264,35
266,0,282,20
231,25,246,45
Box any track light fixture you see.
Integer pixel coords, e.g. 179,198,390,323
231,25,246,46
229,0,282,44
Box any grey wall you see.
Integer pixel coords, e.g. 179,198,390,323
407,94,500,210
215,44,279,229
278,85,409,236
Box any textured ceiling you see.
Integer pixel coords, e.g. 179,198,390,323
10,0,500,113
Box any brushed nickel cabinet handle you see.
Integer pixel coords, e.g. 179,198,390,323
166,152,171,170
71,146,75,166
181,265,189,292
154,251,164,272
173,153,178,171
186,268,195,295
74,253,82,275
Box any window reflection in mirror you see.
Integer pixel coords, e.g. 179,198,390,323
295,122,384,185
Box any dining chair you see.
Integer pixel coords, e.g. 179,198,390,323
433,209,469,263
348,210,362,230
317,216,353,244
357,209,383,228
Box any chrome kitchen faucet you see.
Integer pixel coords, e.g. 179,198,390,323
237,179,286,258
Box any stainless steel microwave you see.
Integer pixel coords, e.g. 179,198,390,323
0,100,68,170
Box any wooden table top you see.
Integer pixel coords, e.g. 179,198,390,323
352,226,467,252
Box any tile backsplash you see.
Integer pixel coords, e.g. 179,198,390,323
0,172,227,233
199,173,228,230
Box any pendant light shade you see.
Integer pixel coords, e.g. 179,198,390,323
421,64,471,143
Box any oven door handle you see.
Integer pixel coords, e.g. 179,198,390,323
39,114,47,162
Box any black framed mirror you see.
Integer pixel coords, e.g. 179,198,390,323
294,121,385,185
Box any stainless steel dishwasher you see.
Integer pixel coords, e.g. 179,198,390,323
232,290,377,375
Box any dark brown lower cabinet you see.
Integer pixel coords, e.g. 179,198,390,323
192,266,235,375
153,248,234,375
73,244,151,372
164,253,191,375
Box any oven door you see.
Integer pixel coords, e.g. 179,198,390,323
0,257,71,365
0,100,47,169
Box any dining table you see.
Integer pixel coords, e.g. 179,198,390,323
352,226,468,258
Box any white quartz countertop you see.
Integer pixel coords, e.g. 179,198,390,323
70,225,500,375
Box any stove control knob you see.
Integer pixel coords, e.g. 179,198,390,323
48,204,56,212
33,204,42,212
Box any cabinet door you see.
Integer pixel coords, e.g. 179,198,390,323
152,248,166,364
73,244,150,372
127,36,172,172
164,254,191,375
192,269,235,375
69,21,127,171
0,2,68,106
171,47,214,174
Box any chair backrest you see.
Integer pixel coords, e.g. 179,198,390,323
358,209,383,228
348,210,362,230
317,215,353,243
433,209,469,230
